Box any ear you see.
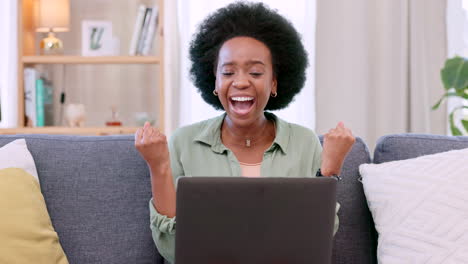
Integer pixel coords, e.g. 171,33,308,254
271,77,277,94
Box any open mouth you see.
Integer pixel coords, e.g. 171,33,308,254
229,96,255,116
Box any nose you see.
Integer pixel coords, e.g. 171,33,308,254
232,75,249,89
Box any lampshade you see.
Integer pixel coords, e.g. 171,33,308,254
36,0,70,32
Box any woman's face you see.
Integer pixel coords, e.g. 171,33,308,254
215,36,277,127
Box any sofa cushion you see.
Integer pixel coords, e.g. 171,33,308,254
361,147,468,263
0,168,69,264
370,134,468,263
320,137,376,264
374,134,468,164
0,135,164,264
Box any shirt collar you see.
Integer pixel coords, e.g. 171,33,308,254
193,112,290,154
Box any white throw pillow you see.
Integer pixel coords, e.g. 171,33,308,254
360,148,468,264
0,139,39,183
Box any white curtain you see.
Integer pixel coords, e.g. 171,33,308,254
164,0,317,135
163,0,181,134
315,0,447,148
0,0,18,128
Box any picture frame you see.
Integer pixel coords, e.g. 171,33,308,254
81,20,113,56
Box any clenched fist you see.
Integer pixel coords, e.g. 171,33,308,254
135,122,170,169
321,122,355,176
135,122,176,218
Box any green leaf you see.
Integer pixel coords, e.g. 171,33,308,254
441,56,468,90
456,89,468,99
448,106,468,135
449,109,463,135
462,119,468,132
432,96,444,110
431,92,459,110
451,125,463,135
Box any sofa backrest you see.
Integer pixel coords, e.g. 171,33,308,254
0,135,163,264
319,137,376,264
1,134,376,264
374,134,468,164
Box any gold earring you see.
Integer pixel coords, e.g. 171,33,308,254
271,92,277,98
213,90,218,96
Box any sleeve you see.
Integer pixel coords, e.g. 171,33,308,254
311,133,322,177
311,133,340,236
148,132,184,264
149,199,176,263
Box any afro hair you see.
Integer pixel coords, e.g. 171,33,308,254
189,1,309,110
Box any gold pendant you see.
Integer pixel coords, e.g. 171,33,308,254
246,139,251,147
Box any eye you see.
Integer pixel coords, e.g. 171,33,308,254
222,72,234,76
250,72,263,77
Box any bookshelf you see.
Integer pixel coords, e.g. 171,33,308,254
5,0,165,136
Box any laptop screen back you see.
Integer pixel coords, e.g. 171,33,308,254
175,177,337,264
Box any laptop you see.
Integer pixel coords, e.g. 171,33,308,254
175,177,338,264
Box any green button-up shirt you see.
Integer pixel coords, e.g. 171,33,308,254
149,112,340,263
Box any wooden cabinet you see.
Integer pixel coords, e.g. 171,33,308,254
4,0,165,135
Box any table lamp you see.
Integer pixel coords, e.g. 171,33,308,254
36,0,70,55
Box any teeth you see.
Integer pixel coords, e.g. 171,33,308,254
231,97,254,102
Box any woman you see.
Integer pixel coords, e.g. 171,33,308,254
135,2,355,262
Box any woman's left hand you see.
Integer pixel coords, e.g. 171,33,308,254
320,122,356,176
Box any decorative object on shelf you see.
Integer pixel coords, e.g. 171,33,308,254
65,104,85,127
105,106,122,127
81,20,114,56
135,112,155,126
36,0,70,55
432,56,468,135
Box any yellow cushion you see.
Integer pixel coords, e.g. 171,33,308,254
0,168,69,264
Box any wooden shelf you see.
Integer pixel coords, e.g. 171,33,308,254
0,126,140,135
22,56,161,65
17,0,165,135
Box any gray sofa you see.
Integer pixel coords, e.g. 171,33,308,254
1,133,467,264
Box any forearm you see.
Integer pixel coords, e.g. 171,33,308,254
149,161,176,218
320,157,344,176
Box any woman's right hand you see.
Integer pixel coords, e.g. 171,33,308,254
135,122,176,218
135,122,170,170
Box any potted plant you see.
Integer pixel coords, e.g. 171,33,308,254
432,56,468,135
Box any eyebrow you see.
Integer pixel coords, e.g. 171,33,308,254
221,60,266,67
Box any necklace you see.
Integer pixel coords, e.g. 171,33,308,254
245,120,276,147
223,120,276,148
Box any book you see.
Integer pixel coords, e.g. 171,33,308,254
129,4,147,56
141,6,159,55
137,7,153,55
43,78,54,126
23,68,37,127
36,78,45,127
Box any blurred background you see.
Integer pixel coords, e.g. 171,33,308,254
0,0,467,147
